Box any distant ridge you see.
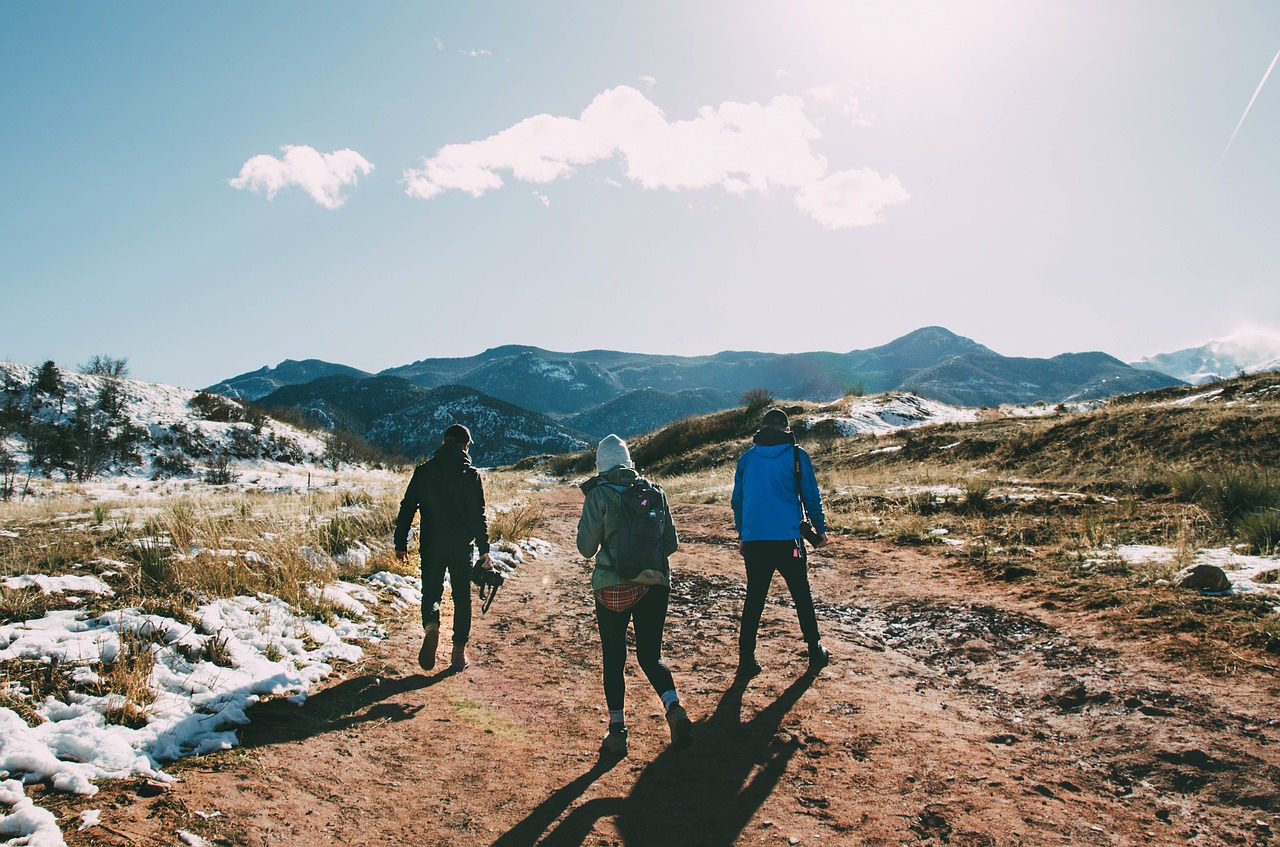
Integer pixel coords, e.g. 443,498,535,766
208,326,1184,447
207,359,371,402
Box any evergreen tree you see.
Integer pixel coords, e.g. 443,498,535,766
33,360,66,413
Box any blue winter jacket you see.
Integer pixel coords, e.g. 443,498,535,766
731,429,827,542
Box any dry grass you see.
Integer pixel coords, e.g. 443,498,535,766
605,378,1280,666
0,485,406,618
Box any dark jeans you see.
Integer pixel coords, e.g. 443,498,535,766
595,585,676,712
739,540,821,659
421,553,473,646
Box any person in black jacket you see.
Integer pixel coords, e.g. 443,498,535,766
394,424,492,673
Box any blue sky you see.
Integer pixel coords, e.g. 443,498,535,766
2,1,1278,390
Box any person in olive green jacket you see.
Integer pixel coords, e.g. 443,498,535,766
577,434,691,756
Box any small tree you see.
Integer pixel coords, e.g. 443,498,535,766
324,427,367,471
79,355,130,378
33,360,66,413
0,443,17,500
740,388,776,412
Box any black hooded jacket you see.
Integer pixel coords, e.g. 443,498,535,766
394,443,491,558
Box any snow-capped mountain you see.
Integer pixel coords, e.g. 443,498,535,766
1132,329,1280,385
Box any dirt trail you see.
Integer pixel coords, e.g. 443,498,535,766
51,488,1280,846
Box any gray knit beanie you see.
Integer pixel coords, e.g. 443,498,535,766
595,434,633,474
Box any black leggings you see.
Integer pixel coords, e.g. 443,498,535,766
595,585,675,712
739,540,821,658
421,554,473,645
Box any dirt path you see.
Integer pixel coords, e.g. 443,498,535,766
50,488,1280,846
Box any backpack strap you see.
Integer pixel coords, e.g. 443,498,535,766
793,445,814,525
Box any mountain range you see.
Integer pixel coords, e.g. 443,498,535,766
214,326,1190,458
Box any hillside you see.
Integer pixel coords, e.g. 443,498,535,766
0,361,336,494
256,377,591,466
565,386,736,439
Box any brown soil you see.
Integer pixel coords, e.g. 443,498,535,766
46,488,1280,846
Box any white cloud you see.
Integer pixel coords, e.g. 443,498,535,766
533,190,550,207
434,37,444,50
794,168,909,229
639,75,657,88
229,145,373,209
462,47,492,58
402,85,907,228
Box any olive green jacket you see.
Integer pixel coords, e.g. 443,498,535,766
576,466,678,590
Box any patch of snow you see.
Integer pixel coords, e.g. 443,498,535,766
810,392,979,437
0,779,65,847
2,575,114,597
1163,389,1225,407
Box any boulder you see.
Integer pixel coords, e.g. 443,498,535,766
1177,564,1231,593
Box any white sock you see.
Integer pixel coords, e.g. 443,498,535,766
660,690,679,710
609,709,625,726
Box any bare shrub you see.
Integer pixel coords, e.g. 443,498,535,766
490,501,544,543
740,388,775,412
78,355,129,378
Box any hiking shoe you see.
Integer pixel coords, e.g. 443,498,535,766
736,657,763,678
666,703,693,750
601,724,628,756
450,643,468,672
807,644,830,673
418,623,439,671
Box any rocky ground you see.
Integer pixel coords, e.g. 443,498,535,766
41,488,1280,846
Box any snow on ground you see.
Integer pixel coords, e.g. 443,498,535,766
811,393,980,437
1162,388,1225,407
1088,544,1280,594
0,779,63,847
0,526,549,844
2,574,114,596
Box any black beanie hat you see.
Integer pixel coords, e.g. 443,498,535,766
442,424,472,444
761,408,789,429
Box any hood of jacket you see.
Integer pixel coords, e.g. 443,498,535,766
753,426,796,448
580,465,639,494
428,442,472,474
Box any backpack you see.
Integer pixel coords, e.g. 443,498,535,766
609,478,668,580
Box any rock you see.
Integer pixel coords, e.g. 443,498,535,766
1177,564,1231,592
1053,682,1089,711
136,779,170,798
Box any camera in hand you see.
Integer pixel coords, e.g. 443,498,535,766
800,520,822,547
472,562,504,590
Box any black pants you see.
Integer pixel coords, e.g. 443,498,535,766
421,553,473,646
739,540,821,658
595,586,676,712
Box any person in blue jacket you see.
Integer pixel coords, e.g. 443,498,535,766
730,407,830,677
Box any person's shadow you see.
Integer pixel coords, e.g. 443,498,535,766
492,671,816,847
236,669,455,748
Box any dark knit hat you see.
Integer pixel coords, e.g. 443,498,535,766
761,408,789,430
442,424,472,445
